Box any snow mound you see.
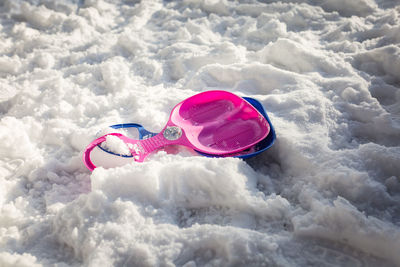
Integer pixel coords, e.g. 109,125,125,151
0,0,399,266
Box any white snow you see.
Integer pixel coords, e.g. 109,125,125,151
100,135,131,156
1,0,400,266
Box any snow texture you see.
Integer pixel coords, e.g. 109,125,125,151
1,0,400,266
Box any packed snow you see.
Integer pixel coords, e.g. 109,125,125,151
1,0,400,266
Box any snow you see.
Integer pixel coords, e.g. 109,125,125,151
1,0,400,266
101,135,131,156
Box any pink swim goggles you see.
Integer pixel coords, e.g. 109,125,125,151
83,91,270,171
